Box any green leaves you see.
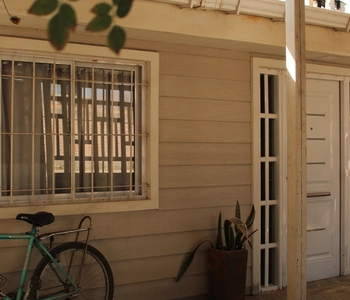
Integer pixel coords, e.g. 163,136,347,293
174,240,213,282
27,0,133,54
28,0,58,15
114,0,133,18
86,0,132,54
48,4,76,50
86,15,112,32
91,3,112,14
108,26,126,54
28,1,76,51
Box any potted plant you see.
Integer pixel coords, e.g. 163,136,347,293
175,201,257,300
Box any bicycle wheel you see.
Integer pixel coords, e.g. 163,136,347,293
30,241,114,300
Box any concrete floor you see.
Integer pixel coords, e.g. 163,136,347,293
245,275,350,300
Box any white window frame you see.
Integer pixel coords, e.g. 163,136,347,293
252,58,287,293
0,37,159,218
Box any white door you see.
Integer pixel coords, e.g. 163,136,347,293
306,78,340,282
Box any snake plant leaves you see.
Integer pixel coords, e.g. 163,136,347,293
224,219,235,250
91,3,112,15
48,3,76,50
174,240,213,282
215,212,223,249
234,200,241,235
245,204,256,230
86,15,112,32
227,217,252,248
235,200,241,220
28,0,58,15
241,228,258,247
113,0,133,18
107,25,126,54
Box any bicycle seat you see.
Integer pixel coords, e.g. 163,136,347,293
16,211,55,227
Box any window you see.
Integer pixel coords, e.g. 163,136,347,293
259,73,279,289
252,58,286,292
0,39,159,212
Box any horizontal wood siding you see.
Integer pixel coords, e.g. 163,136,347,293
159,143,251,165
0,40,252,299
160,75,250,101
160,97,250,122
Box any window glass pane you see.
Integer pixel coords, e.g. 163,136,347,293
268,75,277,114
35,63,53,78
261,249,265,286
55,133,71,194
114,70,132,83
260,74,265,113
34,134,52,195
55,80,70,102
261,162,265,201
13,134,32,195
14,61,33,77
269,119,275,156
76,67,92,81
269,162,276,200
269,205,276,243
269,248,277,285
261,205,266,244
1,77,11,133
53,77,71,193
1,133,10,196
35,79,53,133
56,64,70,80
95,68,111,82
13,78,33,133
260,118,265,157
2,60,12,75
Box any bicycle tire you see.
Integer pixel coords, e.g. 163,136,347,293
30,241,114,300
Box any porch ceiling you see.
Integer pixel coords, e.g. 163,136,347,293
152,0,350,31
148,0,350,66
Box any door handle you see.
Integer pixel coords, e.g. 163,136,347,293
307,192,331,198
307,227,326,232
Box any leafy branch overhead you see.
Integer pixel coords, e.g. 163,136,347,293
24,0,133,54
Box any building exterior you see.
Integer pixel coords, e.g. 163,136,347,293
1,0,350,299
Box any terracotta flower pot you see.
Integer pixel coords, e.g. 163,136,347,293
207,248,248,300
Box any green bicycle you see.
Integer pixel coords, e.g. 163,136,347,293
0,212,114,300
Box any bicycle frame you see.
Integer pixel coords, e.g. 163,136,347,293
0,229,36,300
0,217,92,300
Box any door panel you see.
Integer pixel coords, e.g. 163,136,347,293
306,79,340,281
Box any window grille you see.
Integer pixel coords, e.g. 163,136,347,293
0,57,147,206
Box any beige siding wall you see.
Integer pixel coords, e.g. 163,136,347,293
0,39,252,299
